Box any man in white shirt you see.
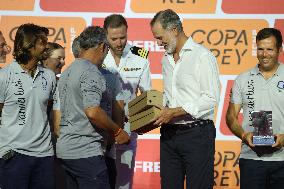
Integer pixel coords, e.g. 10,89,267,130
103,14,152,189
151,9,220,189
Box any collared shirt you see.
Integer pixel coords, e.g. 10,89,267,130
103,43,152,133
56,58,106,159
231,63,284,161
0,61,56,157
162,37,220,124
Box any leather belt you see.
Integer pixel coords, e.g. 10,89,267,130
166,119,213,131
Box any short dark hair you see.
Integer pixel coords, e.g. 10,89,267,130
13,23,49,64
150,9,183,32
256,28,283,50
78,26,106,50
103,14,128,31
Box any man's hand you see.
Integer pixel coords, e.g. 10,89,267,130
154,107,175,126
272,134,284,149
242,132,255,148
115,130,130,144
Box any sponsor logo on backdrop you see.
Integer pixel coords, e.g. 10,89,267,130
93,18,163,74
0,0,34,11
214,141,240,189
222,0,284,14
0,16,86,68
131,0,217,13
40,0,126,12
134,140,241,189
183,19,268,75
275,19,284,63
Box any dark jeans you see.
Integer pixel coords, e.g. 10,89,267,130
240,158,284,189
105,157,117,189
60,155,110,189
0,152,55,189
160,122,215,189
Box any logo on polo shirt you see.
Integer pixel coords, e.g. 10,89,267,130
277,81,284,90
124,67,142,72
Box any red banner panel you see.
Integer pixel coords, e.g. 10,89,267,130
40,0,126,12
222,0,284,14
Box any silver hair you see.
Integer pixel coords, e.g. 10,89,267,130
150,9,183,32
77,26,107,51
72,36,81,58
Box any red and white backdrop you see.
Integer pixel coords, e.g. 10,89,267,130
1,0,284,188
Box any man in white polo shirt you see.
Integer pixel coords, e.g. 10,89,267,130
226,28,284,189
0,23,56,189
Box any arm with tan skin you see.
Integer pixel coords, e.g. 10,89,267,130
226,102,254,147
107,100,125,145
154,107,187,125
272,134,284,148
85,106,130,144
112,100,125,128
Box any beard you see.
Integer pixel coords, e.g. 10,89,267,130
165,38,177,54
36,50,49,61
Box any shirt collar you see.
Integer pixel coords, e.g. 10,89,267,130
250,63,283,76
122,43,132,57
165,37,193,57
11,61,43,75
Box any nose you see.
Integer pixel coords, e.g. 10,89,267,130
117,39,122,46
3,44,11,54
263,50,269,57
157,39,163,46
60,58,65,66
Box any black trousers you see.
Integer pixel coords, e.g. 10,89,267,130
60,155,110,189
105,157,117,189
0,152,55,189
160,122,215,189
240,158,284,189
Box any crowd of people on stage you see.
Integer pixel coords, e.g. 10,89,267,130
0,9,283,189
